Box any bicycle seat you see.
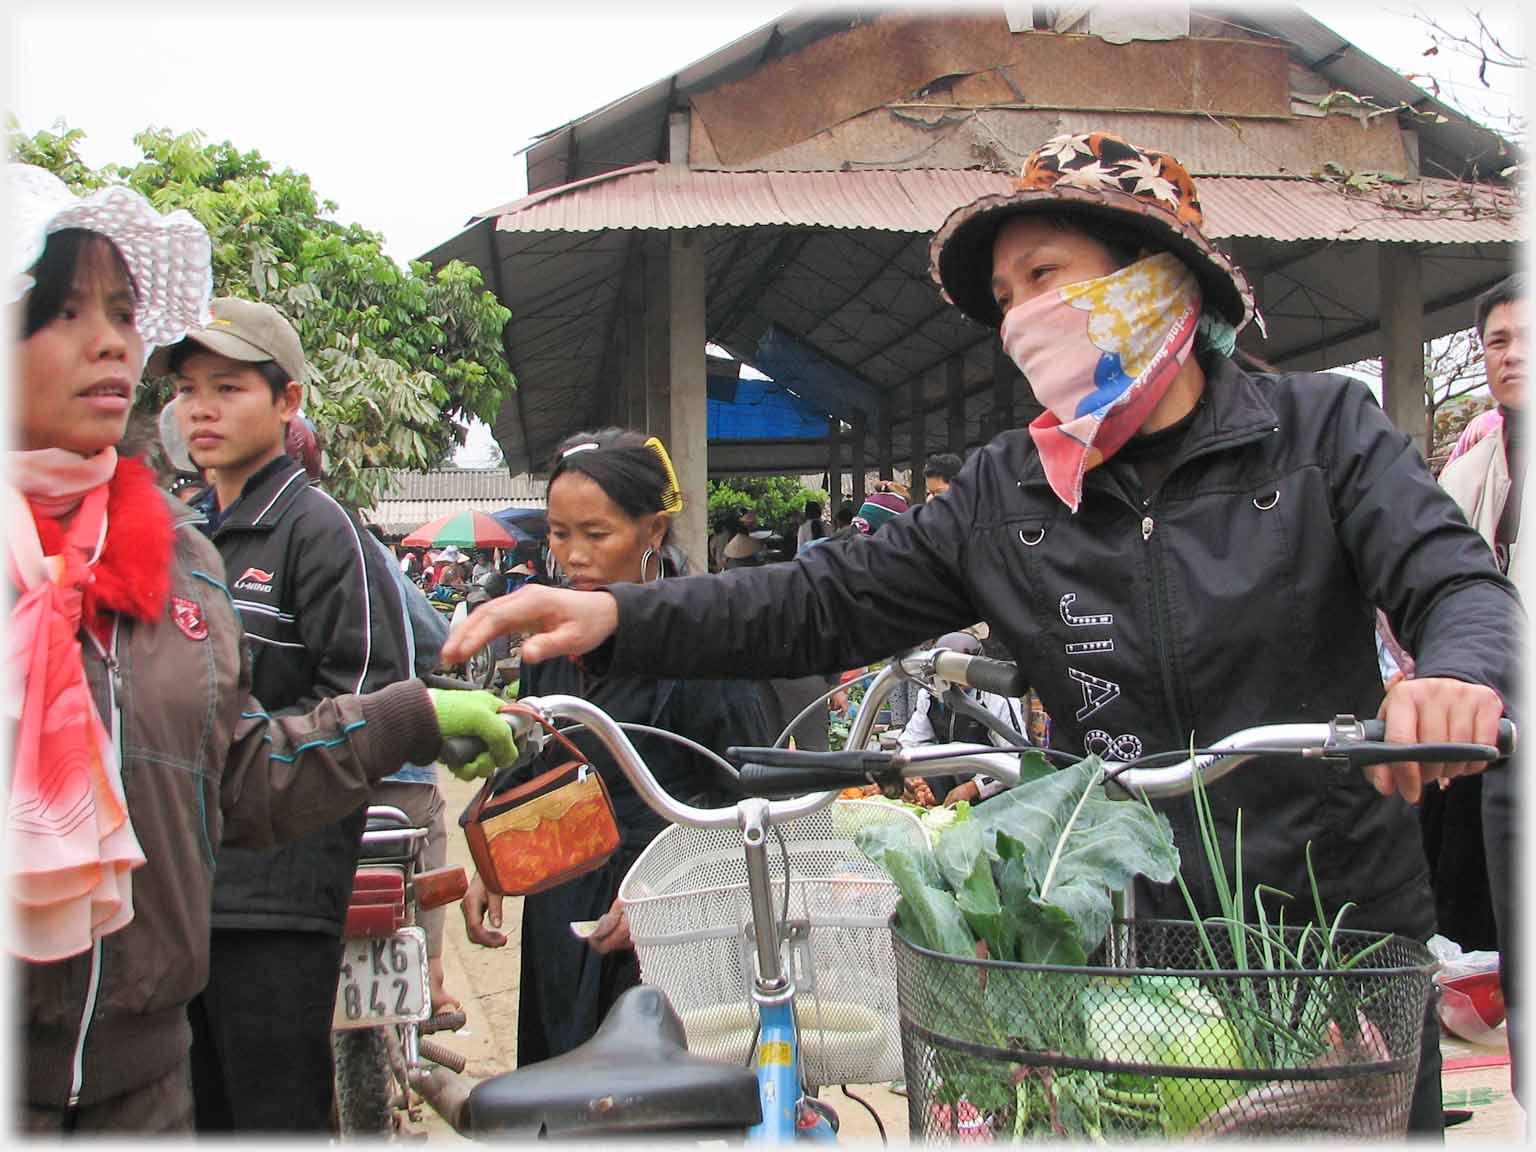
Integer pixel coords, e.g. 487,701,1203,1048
463,985,762,1139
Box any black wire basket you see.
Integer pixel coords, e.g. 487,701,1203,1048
892,918,1435,1141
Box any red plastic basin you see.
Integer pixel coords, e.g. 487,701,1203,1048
1441,970,1505,1032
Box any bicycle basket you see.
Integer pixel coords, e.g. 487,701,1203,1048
894,918,1435,1142
618,799,924,1089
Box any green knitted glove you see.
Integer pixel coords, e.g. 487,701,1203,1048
428,689,518,781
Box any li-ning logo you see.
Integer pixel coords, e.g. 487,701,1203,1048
234,566,276,593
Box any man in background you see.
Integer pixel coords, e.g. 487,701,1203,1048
161,298,414,1132
923,452,963,501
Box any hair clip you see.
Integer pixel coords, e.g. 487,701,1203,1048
561,442,600,458
643,436,685,514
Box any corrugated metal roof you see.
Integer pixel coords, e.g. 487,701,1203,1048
360,469,546,537
485,164,1521,245
371,468,547,502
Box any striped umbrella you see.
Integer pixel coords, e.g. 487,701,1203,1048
401,510,519,549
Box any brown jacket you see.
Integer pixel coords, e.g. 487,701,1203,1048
20,493,440,1111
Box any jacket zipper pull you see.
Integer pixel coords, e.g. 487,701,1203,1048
1141,516,1154,542
104,651,123,697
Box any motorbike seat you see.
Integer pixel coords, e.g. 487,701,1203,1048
464,985,761,1139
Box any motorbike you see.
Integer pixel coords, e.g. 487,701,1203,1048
332,804,471,1136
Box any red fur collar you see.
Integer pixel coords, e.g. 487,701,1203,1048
31,456,175,629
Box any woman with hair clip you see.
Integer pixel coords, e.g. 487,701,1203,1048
459,427,772,1065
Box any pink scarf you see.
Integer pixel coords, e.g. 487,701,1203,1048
1002,253,1202,512
6,447,146,962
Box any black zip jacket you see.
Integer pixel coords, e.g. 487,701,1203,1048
603,357,1522,941
200,456,413,933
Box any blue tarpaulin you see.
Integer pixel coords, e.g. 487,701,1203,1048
707,371,829,440
753,325,883,424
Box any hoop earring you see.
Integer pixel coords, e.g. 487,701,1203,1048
641,546,665,583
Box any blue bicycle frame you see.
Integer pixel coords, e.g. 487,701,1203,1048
737,798,837,1143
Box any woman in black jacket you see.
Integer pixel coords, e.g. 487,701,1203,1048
446,134,1520,1129
458,429,770,1064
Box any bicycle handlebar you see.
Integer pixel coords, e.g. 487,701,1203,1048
439,649,1515,820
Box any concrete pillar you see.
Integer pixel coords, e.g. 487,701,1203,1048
640,230,709,566
947,356,967,454
827,417,843,508
643,236,672,441
850,410,868,509
908,375,926,485
624,265,646,430
992,343,1018,439
1379,246,1427,458
876,401,893,481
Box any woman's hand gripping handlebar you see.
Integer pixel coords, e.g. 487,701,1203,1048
725,646,1515,803
438,695,847,828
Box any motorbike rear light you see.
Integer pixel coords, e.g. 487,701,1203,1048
346,866,406,937
344,902,405,937
414,866,469,910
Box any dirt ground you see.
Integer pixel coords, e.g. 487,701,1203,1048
406,773,1524,1144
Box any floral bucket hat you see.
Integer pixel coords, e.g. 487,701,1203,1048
8,163,213,347
930,131,1256,334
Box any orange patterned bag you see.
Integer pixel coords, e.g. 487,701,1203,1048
463,760,621,897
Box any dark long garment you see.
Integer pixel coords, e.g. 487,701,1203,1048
496,656,772,1065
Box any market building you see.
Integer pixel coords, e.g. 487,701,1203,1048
421,5,1521,563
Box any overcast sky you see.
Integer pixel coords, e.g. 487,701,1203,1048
4,1,1523,463
6,1,1524,266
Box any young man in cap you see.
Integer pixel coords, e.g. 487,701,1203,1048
153,298,415,1132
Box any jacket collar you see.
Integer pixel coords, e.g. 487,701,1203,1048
1014,353,1280,497
207,455,311,534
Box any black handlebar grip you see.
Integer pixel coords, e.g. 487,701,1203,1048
726,746,893,771
931,650,1028,698
737,762,880,798
440,736,486,768
1356,718,1515,759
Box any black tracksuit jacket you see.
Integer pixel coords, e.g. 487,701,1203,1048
602,355,1522,942
197,456,413,933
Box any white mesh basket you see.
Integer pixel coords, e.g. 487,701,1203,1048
618,799,924,1089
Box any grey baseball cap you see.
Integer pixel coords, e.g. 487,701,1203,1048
146,296,306,383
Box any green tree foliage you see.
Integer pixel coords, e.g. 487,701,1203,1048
707,475,828,530
9,119,513,509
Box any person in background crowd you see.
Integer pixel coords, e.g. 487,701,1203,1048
796,498,828,552
851,488,908,535
895,630,1027,805
8,163,512,1135
923,453,963,501
707,508,739,573
361,521,463,1014
459,429,770,1064
722,507,766,568
1426,272,1525,1090
443,132,1520,1136
161,296,418,1133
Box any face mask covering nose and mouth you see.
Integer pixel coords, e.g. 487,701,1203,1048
1001,251,1202,511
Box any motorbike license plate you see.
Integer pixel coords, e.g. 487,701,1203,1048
333,926,430,1030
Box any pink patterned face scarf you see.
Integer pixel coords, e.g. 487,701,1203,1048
1001,252,1202,512
5,448,146,962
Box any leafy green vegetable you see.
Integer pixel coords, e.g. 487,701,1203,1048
856,745,1397,1141
856,757,1176,967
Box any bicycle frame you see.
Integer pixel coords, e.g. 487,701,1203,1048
506,698,841,1142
